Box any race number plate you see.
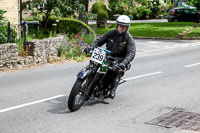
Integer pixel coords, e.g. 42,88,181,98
90,48,106,64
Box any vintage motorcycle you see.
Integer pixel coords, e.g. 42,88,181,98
68,47,126,112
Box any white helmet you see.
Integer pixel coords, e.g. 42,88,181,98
116,15,131,26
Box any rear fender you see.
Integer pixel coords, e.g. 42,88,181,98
77,68,93,79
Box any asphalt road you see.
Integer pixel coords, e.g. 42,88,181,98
0,39,200,133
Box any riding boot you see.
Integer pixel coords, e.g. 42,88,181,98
109,73,122,99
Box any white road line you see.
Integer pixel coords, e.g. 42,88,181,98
184,62,200,68
123,71,163,81
0,94,65,113
0,72,163,113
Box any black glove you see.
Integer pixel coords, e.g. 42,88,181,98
118,62,126,71
112,65,118,72
112,62,126,72
84,46,94,54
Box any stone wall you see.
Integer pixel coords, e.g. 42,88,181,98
0,35,66,71
0,43,18,70
24,35,66,64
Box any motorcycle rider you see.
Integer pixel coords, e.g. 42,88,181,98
85,15,136,99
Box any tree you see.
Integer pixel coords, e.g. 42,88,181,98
79,0,88,12
59,0,85,17
189,0,200,10
32,0,63,29
31,0,86,29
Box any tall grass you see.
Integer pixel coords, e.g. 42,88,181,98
16,35,33,55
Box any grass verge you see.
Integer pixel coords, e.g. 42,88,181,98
95,22,197,39
183,24,200,39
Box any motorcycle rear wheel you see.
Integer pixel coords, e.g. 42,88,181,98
68,79,87,112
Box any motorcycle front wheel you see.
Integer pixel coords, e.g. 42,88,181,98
68,79,87,112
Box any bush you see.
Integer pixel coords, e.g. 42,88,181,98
97,9,109,25
91,1,109,27
0,10,6,25
0,25,17,44
0,26,7,43
0,10,17,44
27,17,96,42
133,6,151,19
56,17,96,42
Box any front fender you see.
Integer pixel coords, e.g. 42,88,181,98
77,68,93,79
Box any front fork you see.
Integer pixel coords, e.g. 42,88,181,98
77,67,102,98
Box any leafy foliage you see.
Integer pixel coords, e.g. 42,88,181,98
31,0,85,20
58,33,89,61
188,0,200,10
30,0,86,30
0,10,6,25
109,0,161,19
0,26,17,44
133,6,151,19
108,0,128,19
148,0,161,18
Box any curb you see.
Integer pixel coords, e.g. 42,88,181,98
133,37,200,40
96,35,200,40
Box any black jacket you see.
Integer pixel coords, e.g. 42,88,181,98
92,29,136,65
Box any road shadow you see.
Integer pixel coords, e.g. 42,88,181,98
84,99,110,106
47,95,71,114
47,95,110,114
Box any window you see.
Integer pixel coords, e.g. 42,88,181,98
176,9,181,13
184,9,190,14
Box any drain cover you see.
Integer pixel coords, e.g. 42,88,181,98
146,110,200,132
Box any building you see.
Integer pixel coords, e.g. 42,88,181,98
0,0,20,29
0,0,35,37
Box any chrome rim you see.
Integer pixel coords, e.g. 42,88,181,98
74,92,84,105
74,80,86,106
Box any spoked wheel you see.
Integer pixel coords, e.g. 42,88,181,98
68,79,87,112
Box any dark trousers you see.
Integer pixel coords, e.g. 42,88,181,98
103,70,118,89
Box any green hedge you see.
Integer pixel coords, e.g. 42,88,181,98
91,1,109,27
92,1,108,17
57,18,96,40
97,9,109,21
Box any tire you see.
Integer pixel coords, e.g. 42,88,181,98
173,19,178,22
68,79,87,112
113,75,121,90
